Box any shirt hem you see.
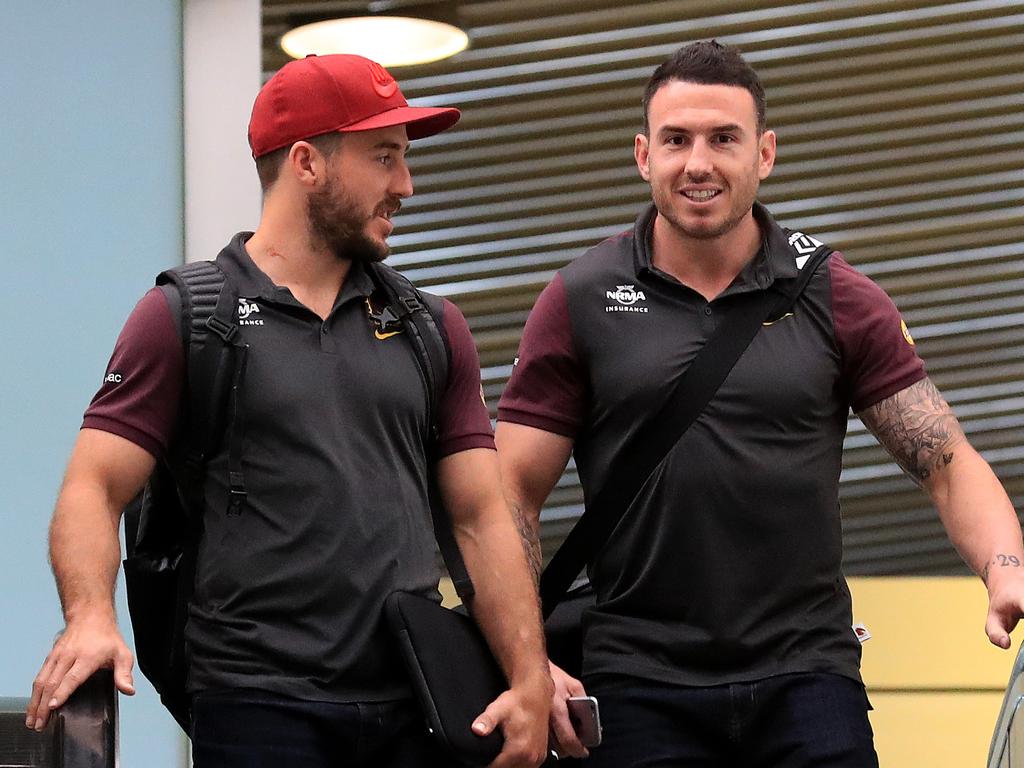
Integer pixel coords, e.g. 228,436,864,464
496,407,577,438
186,671,413,704
852,369,928,413
437,434,495,458
583,656,863,691
81,416,163,459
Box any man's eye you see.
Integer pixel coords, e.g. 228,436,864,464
377,155,392,166
715,135,736,144
666,135,686,146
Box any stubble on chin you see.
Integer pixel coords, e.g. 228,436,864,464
654,192,731,241
306,185,389,264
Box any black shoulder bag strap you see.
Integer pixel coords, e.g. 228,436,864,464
539,241,834,618
363,264,479,599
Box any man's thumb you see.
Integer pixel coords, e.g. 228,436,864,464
472,713,494,736
114,650,136,695
986,612,1011,649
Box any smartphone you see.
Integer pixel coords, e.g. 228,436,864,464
566,695,602,747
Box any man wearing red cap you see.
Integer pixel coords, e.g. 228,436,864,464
27,54,553,767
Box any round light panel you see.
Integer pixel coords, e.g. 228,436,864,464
281,16,469,68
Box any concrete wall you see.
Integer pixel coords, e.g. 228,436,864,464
0,2,185,765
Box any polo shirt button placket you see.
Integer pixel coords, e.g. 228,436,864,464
701,304,715,333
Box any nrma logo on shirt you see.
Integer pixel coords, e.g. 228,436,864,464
605,284,649,313
238,298,264,326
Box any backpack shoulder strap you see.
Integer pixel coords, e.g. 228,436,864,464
365,262,450,427
156,261,245,509
363,263,475,597
158,260,229,348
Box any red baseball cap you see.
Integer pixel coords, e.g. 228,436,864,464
248,54,460,158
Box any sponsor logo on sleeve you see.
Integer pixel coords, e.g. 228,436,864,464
605,285,649,313
103,372,124,385
900,318,915,346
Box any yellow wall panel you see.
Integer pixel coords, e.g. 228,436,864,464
849,576,1012,689
870,692,1003,767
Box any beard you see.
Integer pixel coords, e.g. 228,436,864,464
306,178,394,264
651,157,761,242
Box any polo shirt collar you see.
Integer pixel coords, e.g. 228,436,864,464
214,232,376,307
631,201,800,291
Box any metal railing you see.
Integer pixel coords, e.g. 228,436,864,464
990,643,1024,767
0,671,117,767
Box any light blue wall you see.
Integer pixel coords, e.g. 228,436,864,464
1,2,185,766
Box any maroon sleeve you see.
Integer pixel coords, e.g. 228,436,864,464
830,253,927,412
81,287,184,458
435,298,496,457
497,273,587,437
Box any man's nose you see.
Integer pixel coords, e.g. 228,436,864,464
684,138,714,178
391,160,414,198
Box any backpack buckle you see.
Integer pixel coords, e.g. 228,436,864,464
206,315,238,343
227,488,246,517
227,471,246,516
400,296,423,313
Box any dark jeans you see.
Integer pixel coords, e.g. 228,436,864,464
585,672,878,768
190,689,446,767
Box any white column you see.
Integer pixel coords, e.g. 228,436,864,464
183,0,262,263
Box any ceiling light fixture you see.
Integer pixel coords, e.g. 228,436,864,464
280,4,469,68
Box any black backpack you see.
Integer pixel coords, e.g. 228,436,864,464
121,256,451,731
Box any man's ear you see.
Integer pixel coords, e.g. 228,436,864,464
757,129,777,181
635,133,651,182
287,141,325,187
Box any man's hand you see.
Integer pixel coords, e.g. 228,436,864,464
985,561,1024,649
27,613,135,731
859,380,1024,652
31,429,153,731
546,661,590,759
472,673,553,768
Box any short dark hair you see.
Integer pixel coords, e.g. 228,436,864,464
254,131,346,192
642,40,766,136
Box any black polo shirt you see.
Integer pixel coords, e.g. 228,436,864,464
499,203,925,688
85,233,495,702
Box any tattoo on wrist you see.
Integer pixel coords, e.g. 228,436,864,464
983,554,1022,583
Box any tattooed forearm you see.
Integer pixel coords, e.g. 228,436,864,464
509,501,543,586
982,554,1022,584
858,378,965,486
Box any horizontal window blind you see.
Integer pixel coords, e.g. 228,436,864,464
263,0,1024,574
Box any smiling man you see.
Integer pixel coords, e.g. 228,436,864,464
28,54,552,767
496,41,1024,766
